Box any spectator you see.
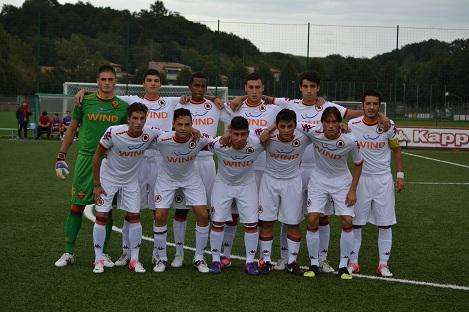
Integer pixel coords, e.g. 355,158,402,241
36,111,51,139
16,102,31,139
51,113,61,137
60,110,72,139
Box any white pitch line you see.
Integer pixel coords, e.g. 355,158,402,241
407,182,469,185
83,205,469,291
403,152,469,169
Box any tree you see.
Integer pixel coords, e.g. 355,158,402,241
176,67,192,85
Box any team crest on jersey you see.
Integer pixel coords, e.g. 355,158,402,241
259,104,267,112
175,194,184,203
292,138,301,147
246,146,254,154
154,195,162,203
142,133,150,142
111,100,119,109
204,102,212,110
315,105,323,111
336,140,345,148
158,99,166,108
307,199,311,207
376,126,384,134
96,197,104,206
189,141,197,149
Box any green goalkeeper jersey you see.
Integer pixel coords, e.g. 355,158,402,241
72,93,128,156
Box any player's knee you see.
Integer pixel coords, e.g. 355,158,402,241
95,213,108,226
307,213,319,227
259,232,273,241
174,209,189,221
154,209,169,224
261,220,274,230
319,215,329,226
244,222,257,233
341,216,353,228
70,204,85,215
126,213,140,223
287,229,301,242
307,225,319,232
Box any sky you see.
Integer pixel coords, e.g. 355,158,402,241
2,0,469,57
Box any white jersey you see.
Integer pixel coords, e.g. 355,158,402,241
349,116,398,175
226,100,281,169
175,98,230,157
275,98,348,166
264,129,311,179
99,124,163,184
300,123,363,177
155,131,212,181
207,135,264,185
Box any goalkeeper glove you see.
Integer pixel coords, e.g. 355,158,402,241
55,152,69,180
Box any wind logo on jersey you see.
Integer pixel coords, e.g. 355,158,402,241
292,138,301,147
128,142,146,150
336,139,345,148
363,133,380,140
301,112,320,120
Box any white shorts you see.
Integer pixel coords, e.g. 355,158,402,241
173,156,215,209
353,173,396,226
154,171,207,209
211,177,258,224
96,180,140,214
306,172,355,217
259,174,303,225
138,154,160,209
302,166,334,216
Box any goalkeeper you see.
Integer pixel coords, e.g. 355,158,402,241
54,65,128,268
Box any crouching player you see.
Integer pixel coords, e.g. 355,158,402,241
208,116,266,275
300,107,363,280
152,108,212,273
257,109,313,275
91,103,163,273
348,91,404,277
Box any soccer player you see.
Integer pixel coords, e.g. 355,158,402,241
54,65,128,267
208,116,266,275
257,109,313,275
221,73,281,267
348,91,404,277
152,108,212,273
300,107,363,280
170,73,230,268
91,103,163,273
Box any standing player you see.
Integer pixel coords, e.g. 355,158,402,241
170,73,230,268
348,91,404,277
54,65,128,267
221,73,281,267
257,109,312,275
208,116,266,275
92,103,163,273
152,108,212,273
300,107,363,280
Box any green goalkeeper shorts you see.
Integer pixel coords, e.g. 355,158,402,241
70,154,94,206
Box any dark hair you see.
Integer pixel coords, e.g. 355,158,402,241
127,102,148,118
276,109,297,125
41,111,48,116
299,71,320,86
361,90,382,105
230,116,249,131
173,108,192,123
245,72,263,85
321,107,342,123
143,69,162,82
54,113,59,116
189,72,208,86
97,64,116,77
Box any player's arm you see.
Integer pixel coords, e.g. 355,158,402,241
344,109,391,132
228,95,248,111
389,129,404,192
259,124,276,144
55,119,79,180
346,143,364,206
92,144,107,202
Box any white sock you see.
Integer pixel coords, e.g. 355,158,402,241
210,228,224,262
350,227,362,264
378,228,392,265
222,224,237,258
93,223,106,262
339,229,354,268
319,223,330,262
128,222,142,262
306,230,320,266
154,225,168,261
122,219,130,256
244,231,258,263
259,239,273,262
173,219,187,257
279,223,288,260
287,238,300,264
195,224,209,261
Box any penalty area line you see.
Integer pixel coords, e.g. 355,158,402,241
83,205,469,291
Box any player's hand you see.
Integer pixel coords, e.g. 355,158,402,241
229,96,247,111
55,152,69,180
179,95,191,104
259,129,272,144
395,178,404,192
345,189,357,206
219,131,231,147
261,95,275,104
74,89,86,106
93,185,106,204
190,127,202,140
340,122,351,133
317,97,326,105
377,113,391,132
213,97,224,110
